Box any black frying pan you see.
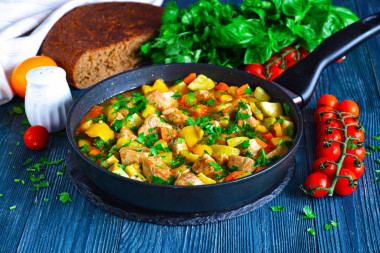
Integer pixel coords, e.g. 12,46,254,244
66,12,380,213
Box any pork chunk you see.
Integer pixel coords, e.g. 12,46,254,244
142,156,172,183
213,154,229,167
238,116,260,128
117,126,137,140
162,108,189,127
168,138,188,155
227,155,255,172
174,172,204,186
138,114,173,135
242,139,263,157
194,90,214,101
119,147,149,165
146,90,178,111
192,154,222,179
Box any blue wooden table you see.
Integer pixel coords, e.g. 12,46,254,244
1,0,379,252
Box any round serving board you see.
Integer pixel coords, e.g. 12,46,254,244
67,149,295,225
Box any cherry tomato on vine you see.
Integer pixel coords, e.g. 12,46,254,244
280,46,298,62
265,56,283,68
347,125,365,143
244,64,265,76
313,106,336,125
286,60,297,68
345,145,365,161
315,141,341,162
338,100,359,118
268,66,285,82
23,125,50,150
304,172,331,198
311,157,337,179
299,47,309,60
342,155,362,168
316,120,340,135
316,129,342,144
334,169,358,196
346,163,365,179
317,94,339,109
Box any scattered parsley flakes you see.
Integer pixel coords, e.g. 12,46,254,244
283,103,290,116
14,179,20,183
30,181,49,192
9,105,24,114
307,228,316,236
9,205,16,210
0,194,3,197
17,141,20,146
59,192,72,204
303,205,316,219
270,206,285,212
324,224,332,230
44,198,49,203
8,152,13,155
23,158,33,166
368,145,380,151
371,134,380,140
365,151,370,155
330,220,339,227
22,119,30,126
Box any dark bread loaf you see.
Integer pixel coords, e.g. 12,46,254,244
40,2,164,89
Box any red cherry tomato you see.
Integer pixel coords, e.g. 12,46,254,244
347,125,365,143
268,66,285,82
313,106,336,125
315,141,341,162
244,64,265,76
23,125,50,150
316,129,342,144
316,120,340,135
304,172,331,198
265,56,283,68
280,46,298,62
346,163,365,179
342,155,362,168
286,60,297,68
299,47,309,60
317,94,339,109
345,145,365,162
311,157,337,179
334,169,358,196
338,100,359,118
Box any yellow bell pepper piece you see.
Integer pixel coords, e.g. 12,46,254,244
198,172,216,184
211,145,240,156
226,137,249,147
125,164,147,181
142,105,158,118
116,137,130,148
169,81,189,94
78,139,91,147
179,125,204,147
253,86,271,101
255,125,269,134
112,167,129,178
192,145,213,156
157,152,173,165
250,102,264,121
179,150,200,163
154,140,168,149
85,122,114,142
142,79,169,95
78,120,93,133
219,94,233,103
270,136,293,146
235,172,252,179
272,121,283,137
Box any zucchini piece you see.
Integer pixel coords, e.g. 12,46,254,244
250,102,264,120
282,119,295,137
125,113,144,129
169,81,189,94
211,145,240,156
253,86,271,101
187,74,215,91
179,150,200,163
270,136,292,146
263,117,277,129
226,137,249,147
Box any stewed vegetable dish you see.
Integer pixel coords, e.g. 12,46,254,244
75,73,295,186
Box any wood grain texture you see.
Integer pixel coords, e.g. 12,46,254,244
0,0,379,252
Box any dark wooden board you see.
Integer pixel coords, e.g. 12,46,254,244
0,0,379,252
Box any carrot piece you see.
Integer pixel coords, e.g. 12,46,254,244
180,94,197,108
226,171,246,182
215,139,226,145
262,132,273,141
86,105,103,119
222,106,232,115
254,137,268,148
160,127,178,142
235,84,249,97
189,105,208,117
215,82,229,92
183,73,197,85
89,148,101,157
255,166,266,173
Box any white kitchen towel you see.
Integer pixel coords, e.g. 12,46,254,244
0,0,163,105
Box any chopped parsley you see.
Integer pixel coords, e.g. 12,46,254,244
59,192,72,204
372,134,380,140
270,206,285,212
206,100,215,106
9,205,16,210
238,140,250,149
150,176,176,185
172,91,182,99
368,145,380,151
9,105,24,114
303,205,316,219
307,228,316,236
44,198,49,203
210,162,222,171
283,103,290,116
30,181,49,192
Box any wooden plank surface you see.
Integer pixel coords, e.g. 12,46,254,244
0,0,379,252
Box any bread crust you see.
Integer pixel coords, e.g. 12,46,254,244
40,2,164,89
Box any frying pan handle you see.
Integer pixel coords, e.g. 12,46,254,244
273,12,380,108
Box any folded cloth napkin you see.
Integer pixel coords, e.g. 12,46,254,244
0,0,163,105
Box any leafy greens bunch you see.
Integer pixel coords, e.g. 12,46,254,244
141,0,358,68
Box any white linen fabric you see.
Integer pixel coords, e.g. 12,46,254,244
0,0,163,105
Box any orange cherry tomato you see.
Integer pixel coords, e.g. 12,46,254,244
11,56,57,98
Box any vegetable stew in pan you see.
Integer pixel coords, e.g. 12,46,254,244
75,73,295,186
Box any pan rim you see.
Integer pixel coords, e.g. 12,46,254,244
66,63,304,190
